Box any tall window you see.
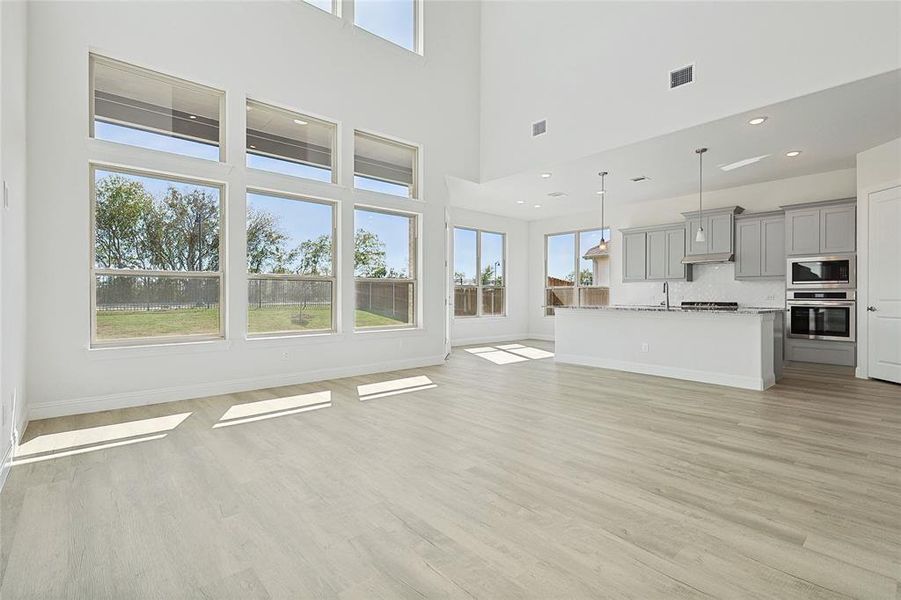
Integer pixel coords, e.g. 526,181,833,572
354,131,418,199
90,54,224,161
354,208,417,329
303,0,338,14
246,100,337,183
354,0,419,52
91,166,224,345
454,228,506,317
545,228,609,315
247,192,336,336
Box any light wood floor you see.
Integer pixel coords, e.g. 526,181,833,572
1,340,900,599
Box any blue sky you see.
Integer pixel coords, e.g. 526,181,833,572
355,208,411,276
247,192,333,272
546,229,608,283
454,229,504,285
351,0,415,50
95,122,219,161
95,168,220,205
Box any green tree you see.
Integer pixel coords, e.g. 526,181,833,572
296,234,332,276
481,263,503,286
144,187,221,271
246,206,294,274
354,228,388,277
94,174,154,269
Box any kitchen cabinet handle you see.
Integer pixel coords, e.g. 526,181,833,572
867,306,877,312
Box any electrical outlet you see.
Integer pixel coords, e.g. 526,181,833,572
640,343,649,353
281,351,289,361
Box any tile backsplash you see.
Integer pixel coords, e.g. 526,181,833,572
613,263,786,307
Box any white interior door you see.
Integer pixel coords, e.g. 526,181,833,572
868,185,901,383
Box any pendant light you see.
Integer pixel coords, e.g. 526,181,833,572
598,171,608,251
695,147,708,244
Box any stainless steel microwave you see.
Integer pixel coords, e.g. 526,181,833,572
787,255,856,289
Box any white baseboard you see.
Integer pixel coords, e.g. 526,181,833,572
451,332,530,347
28,354,447,420
555,353,769,391
527,333,555,342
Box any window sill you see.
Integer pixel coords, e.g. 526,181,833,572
352,186,423,206
86,338,232,360
244,332,345,347
353,326,425,338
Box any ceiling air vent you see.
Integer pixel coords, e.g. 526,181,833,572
630,176,650,182
532,120,547,137
669,64,694,89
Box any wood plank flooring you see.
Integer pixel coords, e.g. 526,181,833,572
1,340,900,599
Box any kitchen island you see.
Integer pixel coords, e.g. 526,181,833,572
554,306,784,390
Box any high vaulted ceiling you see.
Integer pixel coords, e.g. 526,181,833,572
450,69,901,220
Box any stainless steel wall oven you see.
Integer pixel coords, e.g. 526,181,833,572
786,290,855,342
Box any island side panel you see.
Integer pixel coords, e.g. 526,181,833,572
554,308,775,390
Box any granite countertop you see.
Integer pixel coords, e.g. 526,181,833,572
552,305,784,315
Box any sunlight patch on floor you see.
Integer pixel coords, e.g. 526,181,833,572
214,391,332,428
464,344,554,364
12,412,191,465
357,375,437,401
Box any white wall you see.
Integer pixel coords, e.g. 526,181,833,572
855,137,901,378
480,1,901,180
528,168,856,340
26,1,481,418
1,0,28,482
448,207,529,345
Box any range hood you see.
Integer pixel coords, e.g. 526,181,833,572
682,252,734,265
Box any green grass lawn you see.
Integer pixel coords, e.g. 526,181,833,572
96,306,408,339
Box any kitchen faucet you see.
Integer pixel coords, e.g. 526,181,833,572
662,282,670,309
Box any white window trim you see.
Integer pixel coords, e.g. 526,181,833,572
544,227,609,317
245,188,339,338
89,53,227,163
89,163,228,348
453,227,506,319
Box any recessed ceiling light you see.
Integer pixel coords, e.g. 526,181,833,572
293,118,308,125
188,115,197,120
540,172,552,179
748,116,767,125
249,145,256,149
533,204,542,208
786,150,802,157
516,200,525,204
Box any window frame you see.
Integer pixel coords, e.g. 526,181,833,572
353,129,420,201
453,227,507,319
245,188,339,338
89,53,227,163
544,228,609,316
353,205,419,331
245,98,339,185
89,163,227,348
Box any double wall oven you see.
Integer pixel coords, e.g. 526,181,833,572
786,255,856,343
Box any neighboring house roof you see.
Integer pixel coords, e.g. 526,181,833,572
582,244,610,260
546,276,572,287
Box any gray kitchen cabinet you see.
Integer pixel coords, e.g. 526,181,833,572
646,230,667,280
665,228,687,279
760,216,785,277
621,224,688,283
735,211,785,279
622,231,647,282
735,218,762,277
682,206,743,256
782,199,855,256
820,203,856,253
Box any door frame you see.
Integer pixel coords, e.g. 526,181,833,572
858,179,901,379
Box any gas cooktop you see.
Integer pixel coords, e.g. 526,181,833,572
680,301,739,311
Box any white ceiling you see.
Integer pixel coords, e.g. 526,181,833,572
449,69,901,220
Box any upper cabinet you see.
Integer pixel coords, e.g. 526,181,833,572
783,199,855,256
682,206,744,256
735,212,785,279
621,224,689,282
